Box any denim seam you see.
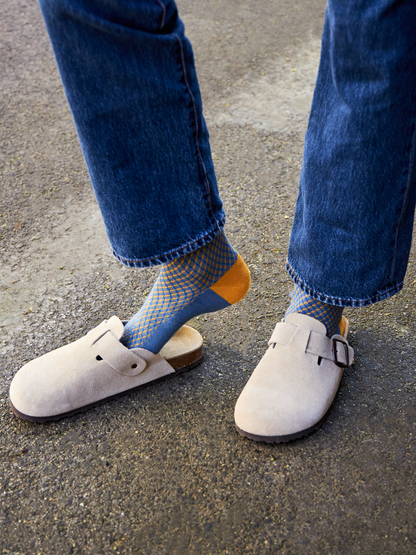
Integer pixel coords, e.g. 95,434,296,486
172,32,220,232
154,0,166,30
286,261,404,307
388,121,416,282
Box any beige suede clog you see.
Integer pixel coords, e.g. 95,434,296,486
234,313,354,443
10,316,203,422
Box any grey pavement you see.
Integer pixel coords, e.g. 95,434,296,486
1,1,415,553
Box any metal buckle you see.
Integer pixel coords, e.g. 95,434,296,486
332,337,350,368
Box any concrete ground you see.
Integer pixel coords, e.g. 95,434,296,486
1,0,415,553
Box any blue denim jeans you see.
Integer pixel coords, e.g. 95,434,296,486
287,0,416,307
38,0,225,268
39,0,416,306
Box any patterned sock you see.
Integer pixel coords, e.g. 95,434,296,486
285,284,343,337
121,232,250,352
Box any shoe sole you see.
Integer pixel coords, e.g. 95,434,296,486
10,344,203,423
235,413,327,444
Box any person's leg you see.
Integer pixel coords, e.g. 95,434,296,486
235,0,416,442
8,0,251,422
39,0,223,265
288,0,416,308
37,0,250,352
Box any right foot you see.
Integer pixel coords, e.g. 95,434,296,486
121,231,251,353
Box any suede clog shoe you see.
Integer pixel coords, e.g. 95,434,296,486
234,313,354,443
9,316,203,422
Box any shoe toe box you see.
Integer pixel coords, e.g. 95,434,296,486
234,342,343,441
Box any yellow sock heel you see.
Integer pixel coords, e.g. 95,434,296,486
210,254,251,304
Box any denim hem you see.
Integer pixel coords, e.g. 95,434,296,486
112,220,225,268
285,262,404,308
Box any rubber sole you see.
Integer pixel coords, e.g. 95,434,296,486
235,412,328,444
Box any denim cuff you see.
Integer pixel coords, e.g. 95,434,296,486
286,262,404,308
112,221,225,268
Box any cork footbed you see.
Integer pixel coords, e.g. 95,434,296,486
159,324,203,370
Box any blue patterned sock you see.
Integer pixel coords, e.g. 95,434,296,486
285,285,343,337
121,232,250,353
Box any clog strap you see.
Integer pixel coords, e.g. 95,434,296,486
92,330,147,376
269,322,354,368
307,332,354,367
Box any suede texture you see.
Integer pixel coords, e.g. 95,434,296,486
234,313,354,438
9,316,180,419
